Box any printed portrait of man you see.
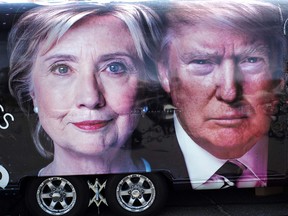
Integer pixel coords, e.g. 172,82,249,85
157,0,287,189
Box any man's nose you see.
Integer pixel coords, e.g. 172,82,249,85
215,60,240,103
76,73,105,109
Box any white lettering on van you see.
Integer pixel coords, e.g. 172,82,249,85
0,165,9,189
0,104,14,130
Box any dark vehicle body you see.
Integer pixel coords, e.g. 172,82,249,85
1,1,288,215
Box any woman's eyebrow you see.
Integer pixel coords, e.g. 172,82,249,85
43,54,79,63
97,52,134,62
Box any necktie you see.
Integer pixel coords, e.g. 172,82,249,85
215,160,244,188
197,160,245,189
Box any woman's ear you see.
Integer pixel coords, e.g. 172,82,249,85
157,61,171,93
30,91,35,99
30,90,37,106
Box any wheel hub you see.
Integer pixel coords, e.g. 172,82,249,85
131,189,141,198
51,188,66,202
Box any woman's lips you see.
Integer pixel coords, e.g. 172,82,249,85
73,120,111,131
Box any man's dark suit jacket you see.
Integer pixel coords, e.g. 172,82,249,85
135,116,288,188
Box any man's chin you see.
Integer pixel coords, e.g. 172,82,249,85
204,143,252,159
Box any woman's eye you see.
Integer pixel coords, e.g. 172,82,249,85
107,62,127,74
50,64,70,75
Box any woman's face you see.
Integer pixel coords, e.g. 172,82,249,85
31,15,143,157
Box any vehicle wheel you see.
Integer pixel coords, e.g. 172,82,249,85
25,176,89,216
106,173,169,216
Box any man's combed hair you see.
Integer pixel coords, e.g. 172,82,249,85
159,0,287,75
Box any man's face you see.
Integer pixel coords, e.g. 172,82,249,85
158,24,281,159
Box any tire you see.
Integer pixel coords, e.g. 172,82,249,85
25,176,89,216
106,173,169,216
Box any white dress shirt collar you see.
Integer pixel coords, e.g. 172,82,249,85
174,114,268,189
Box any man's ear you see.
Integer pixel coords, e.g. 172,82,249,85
280,78,285,91
157,61,171,93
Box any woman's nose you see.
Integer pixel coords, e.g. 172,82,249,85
215,60,240,103
76,73,105,109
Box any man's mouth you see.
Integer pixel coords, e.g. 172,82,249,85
210,114,248,127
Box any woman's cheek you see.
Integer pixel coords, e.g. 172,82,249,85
110,86,139,115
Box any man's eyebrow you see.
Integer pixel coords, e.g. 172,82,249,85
180,50,219,63
180,45,270,62
242,45,270,55
43,54,79,63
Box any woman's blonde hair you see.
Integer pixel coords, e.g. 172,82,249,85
8,2,162,158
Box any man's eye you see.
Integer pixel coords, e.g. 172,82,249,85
191,59,210,64
107,62,127,74
245,57,260,63
239,56,266,74
188,59,214,76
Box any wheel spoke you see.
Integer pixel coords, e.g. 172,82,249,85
41,192,51,199
138,176,145,186
138,197,147,206
119,189,130,196
143,188,153,195
125,179,133,188
59,200,68,209
49,200,57,209
128,197,136,206
46,181,56,191
65,192,74,198
59,180,67,189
